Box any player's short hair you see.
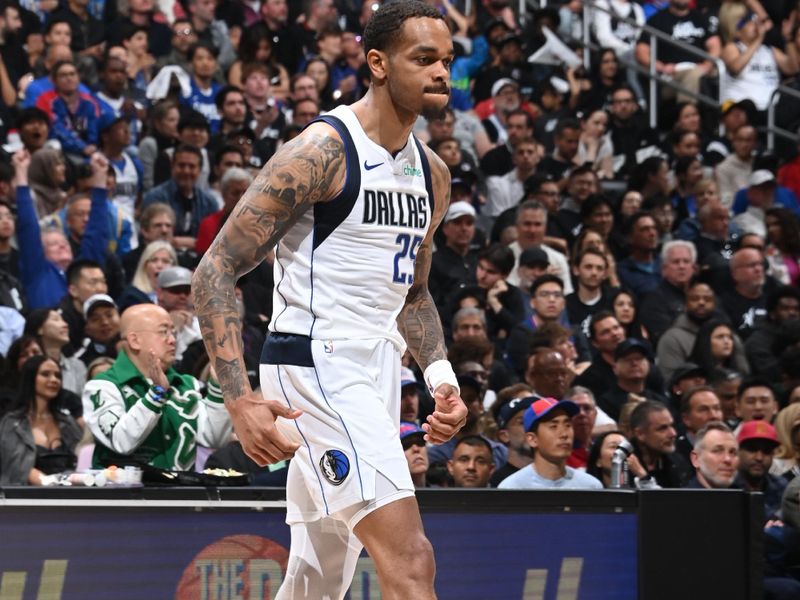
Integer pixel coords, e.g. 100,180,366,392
680,385,716,415
363,0,444,57
737,378,775,401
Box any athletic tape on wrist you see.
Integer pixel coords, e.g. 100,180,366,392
424,360,459,395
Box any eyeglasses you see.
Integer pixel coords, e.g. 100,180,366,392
138,328,177,340
174,28,194,36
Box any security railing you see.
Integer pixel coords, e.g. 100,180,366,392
766,85,800,151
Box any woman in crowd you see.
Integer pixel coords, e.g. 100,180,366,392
0,355,82,485
28,147,68,219
671,155,704,223
690,319,750,375
576,109,614,179
117,240,177,311
0,335,44,416
121,24,155,98
577,48,623,112
586,430,655,488
304,56,336,112
765,207,800,286
628,156,671,204
138,100,180,190
610,289,648,340
772,403,800,478
23,308,86,397
228,24,289,100
618,190,643,221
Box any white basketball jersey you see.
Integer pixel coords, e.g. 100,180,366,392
269,105,435,351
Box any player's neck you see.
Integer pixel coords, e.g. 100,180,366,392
350,90,416,156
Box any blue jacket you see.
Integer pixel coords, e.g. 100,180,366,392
17,186,110,309
23,76,92,108
43,200,133,258
732,185,800,217
450,36,489,111
37,91,101,155
142,179,218,237
617,256,662,299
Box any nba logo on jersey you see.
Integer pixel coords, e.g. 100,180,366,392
323,340,334,354
320,450,350,486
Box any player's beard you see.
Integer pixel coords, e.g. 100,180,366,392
421,101,449,122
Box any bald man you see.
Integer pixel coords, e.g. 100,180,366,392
82,304,232,470
721,247,770,340
525,349,572,400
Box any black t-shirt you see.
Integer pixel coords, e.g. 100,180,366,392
566,289,616,338
639,9,717,64
721,290,768,340
539,155,574,182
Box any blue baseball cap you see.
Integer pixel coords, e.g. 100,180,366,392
497,396,536,429
400,366,418,388
399,421,425,447
523,398,579,432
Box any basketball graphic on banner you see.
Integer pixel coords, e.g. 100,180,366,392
176,534,289,599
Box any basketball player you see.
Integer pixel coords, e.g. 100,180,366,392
192,3,466,599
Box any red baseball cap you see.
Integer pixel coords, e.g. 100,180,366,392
737,420,779,447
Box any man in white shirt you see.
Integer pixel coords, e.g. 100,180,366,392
485,138,541,218
715,125,755,208
498,397,603,489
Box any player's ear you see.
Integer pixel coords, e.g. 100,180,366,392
366,49,388,83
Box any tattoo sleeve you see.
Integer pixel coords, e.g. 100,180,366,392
397,150,451,372
192,129,345,402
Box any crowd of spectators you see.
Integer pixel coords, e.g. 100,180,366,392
0,0,798,588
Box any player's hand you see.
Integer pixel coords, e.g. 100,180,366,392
422,384,467,444
226,391,302,465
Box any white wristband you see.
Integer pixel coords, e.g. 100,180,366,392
423,360,459,395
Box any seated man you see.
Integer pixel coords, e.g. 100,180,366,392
447,435,495,488
490,395,534,487
498,397,603,490
74,293,121,367
82,303,232,470
735,421,786,520
684,421,739,489
674,385,723,464
631,400,692,488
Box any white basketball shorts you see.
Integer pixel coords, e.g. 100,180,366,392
260,333,415,527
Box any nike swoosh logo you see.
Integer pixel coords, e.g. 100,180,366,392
364,160,383,171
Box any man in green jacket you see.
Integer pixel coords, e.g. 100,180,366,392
82,303,232,470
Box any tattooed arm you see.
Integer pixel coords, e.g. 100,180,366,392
191,124,346,464
397,147,466,444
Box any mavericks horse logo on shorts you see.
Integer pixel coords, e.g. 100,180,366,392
320,449,350,486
